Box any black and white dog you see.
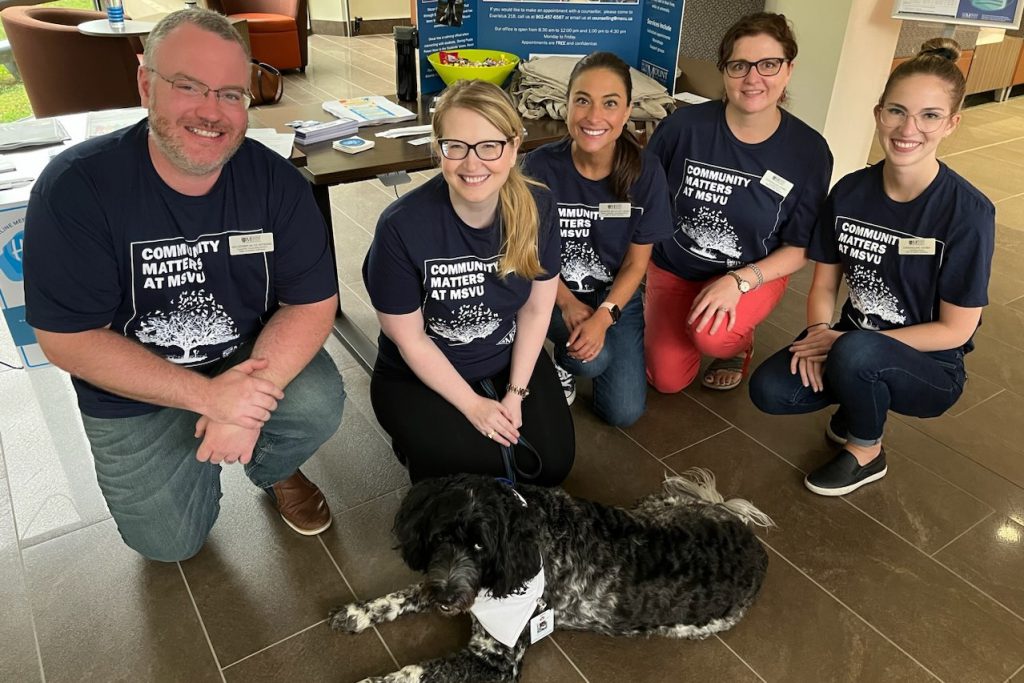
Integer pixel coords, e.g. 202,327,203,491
330,470,773,683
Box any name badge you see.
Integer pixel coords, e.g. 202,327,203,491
530,608,555,643
229,233,275,255
599,202,631,219
898,238,936,255
760,170,793,199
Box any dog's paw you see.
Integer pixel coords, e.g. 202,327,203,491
356,665,424,683
328,603,374,633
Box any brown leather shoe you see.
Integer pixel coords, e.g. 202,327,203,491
271,470,332,535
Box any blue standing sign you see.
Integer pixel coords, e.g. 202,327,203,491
416,0,685,94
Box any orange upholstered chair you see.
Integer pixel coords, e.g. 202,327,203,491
211,0,307,71
0,6,142,117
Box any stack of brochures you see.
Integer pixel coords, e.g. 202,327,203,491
293,117,359,145
0,118,70,151
321,96,417,127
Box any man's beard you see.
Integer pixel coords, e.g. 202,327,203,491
148,110,245,177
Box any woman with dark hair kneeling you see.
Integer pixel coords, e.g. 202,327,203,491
644,12,833,393
749,39,995,496
363,79,574,485
522,52,673,426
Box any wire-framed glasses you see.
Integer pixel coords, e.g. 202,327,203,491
146,68,253,109
723,57,789,79
437,138,511,161
877,106,952,134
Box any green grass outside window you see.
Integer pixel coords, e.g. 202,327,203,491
0,0,98,121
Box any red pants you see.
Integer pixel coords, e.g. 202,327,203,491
644,261,788,393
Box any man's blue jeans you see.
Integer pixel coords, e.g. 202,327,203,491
749,330,966,446
81,346,345,562
548,290,646,427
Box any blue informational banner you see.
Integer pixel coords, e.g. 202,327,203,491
956,0,1017,23
0,201,49,368
892,0,1022,28
417,0,685,95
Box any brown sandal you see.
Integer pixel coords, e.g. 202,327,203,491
701,345,754,391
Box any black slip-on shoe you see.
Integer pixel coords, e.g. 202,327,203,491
825,411,848,445
805,448,887,497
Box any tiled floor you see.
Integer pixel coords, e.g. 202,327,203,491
2,32,1024,682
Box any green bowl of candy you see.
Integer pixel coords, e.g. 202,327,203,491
428,49,520,87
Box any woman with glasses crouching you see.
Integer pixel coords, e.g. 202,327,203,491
363,79,574,485
749,39,995,496
644,12,832,393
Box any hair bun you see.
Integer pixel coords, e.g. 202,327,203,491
918,38,962,62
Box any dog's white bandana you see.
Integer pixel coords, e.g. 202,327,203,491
470,566,546,649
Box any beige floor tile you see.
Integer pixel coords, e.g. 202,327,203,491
340,280,383,342
23,520,221,682
661,430,1024,682
0,448,41,683
943,151,1022,201
996,195,1024,230
721,545,934,682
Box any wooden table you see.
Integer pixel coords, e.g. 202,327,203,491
77,19,155,36
251,97,567,370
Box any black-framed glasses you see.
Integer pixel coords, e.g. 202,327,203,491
723,57,789,79
437,138,511,161
146,68,252,109
877,106,952,134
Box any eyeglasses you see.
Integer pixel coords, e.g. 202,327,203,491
437,138,511,161
877,106,952,134
723,57,789,79
146,68,252,109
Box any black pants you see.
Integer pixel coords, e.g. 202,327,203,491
370,351,575,486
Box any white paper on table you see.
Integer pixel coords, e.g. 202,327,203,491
85,107,148,138
246,128,296,158
407,136,432,146
673,92,711,105
375,124,433,139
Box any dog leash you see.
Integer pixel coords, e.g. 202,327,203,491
479,378,543,486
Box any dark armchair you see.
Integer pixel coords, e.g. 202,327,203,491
0,6,142,117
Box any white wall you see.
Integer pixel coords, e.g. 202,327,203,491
765,0,902,185
309,0,346,23
348,0,409,21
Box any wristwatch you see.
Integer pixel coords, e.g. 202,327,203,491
726,271,751,293
599,301,621,325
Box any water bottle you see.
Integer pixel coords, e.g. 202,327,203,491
184,0,198,8
106,0,124,30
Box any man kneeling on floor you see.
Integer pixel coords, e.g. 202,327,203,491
23,9,344,562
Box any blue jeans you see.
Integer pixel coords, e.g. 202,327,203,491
749,330,966,446
548,289,646,427
81,346,345,562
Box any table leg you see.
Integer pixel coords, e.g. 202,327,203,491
312,183,378,374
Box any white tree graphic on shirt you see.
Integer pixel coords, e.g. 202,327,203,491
428,303,502,345
497,319,516,345
847,265,907,330
561,240,612,292
681,207,742,259
136,289,239,363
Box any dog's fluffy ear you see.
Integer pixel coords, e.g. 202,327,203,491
478,483,543,598
393,476,449,572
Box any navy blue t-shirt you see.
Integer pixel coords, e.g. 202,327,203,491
648,100,833,280
521,138,673,293
362,174,560,382
809,161,994,351
24,120,337,418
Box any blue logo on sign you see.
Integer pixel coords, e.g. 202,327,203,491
1,230,24,281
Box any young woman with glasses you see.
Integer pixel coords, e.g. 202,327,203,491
363,79,574,485
521,52,673,427
749,39,995,496
644,12,833,393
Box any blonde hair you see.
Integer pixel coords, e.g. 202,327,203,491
432,80,545,280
